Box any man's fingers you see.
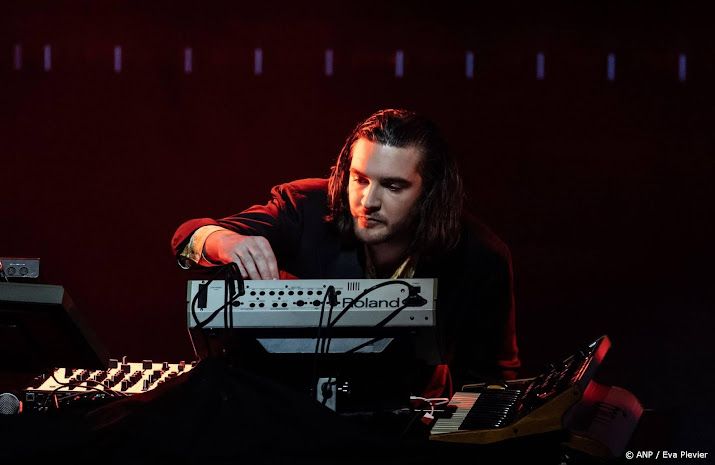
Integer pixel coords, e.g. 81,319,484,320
247,247,275,280
254,237,279,279
225,235,279,280
234,250,262,280
232,259,249,279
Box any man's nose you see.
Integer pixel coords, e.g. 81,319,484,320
362,183,381,210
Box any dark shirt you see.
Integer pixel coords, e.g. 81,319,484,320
172,178,519,392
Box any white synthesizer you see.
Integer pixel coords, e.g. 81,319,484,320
186,278,437,330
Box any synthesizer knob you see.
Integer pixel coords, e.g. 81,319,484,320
121,363,131,373
178,361,186,371
109,358,119,369
142,360,153,370
162,362,169,371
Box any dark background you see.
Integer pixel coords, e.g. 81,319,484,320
2,0,713,451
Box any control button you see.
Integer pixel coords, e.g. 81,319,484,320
142,360,153,370
313,300,320,306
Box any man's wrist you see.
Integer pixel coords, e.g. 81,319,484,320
201,229,231,265
179,225,228,266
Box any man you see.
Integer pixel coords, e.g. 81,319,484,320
172,109,519,397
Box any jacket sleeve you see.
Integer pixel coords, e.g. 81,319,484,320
449,224,520,387
170,183,306,267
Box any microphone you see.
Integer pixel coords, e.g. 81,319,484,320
0,392,22,415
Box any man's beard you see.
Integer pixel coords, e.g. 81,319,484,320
351,207,421,246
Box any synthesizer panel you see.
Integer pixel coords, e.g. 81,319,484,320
430,335,612,441
187,278,437,329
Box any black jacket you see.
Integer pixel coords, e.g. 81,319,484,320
172,178,519,390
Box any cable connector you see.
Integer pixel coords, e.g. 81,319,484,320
421,412,434,425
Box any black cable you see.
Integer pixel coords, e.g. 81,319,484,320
314,289,331,356
317,282,419,410
311,288,333,399
323,281,414,357
342,301,410,354
223,274,229,330
223,263,244,363
326,280,414,328
189,264,243,359
320,286,338,355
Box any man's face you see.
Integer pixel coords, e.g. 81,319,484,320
348,138,424,245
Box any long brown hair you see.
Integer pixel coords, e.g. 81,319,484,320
327,109,464,258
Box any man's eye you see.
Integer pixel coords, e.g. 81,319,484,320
352,176,368,184
387,184,403,192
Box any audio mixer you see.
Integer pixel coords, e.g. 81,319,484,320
23,358,197,412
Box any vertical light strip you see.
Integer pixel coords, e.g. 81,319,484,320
678,53,687,82
254,48,263,76
395,50,404,78
465,51,475,79
184,47,193,74
324,48,334,77
43,44,52,72
114,46,122,73
13,44,22,71
607,53,616,81
535,52,545,80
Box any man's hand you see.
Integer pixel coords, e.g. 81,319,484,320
203,230,279,280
